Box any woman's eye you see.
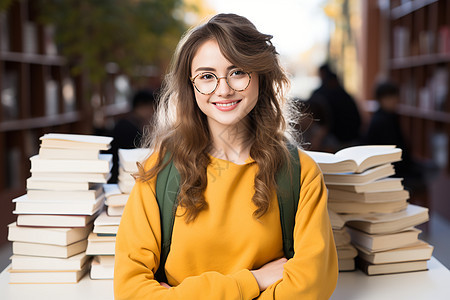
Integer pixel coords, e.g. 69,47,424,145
199,73,215,80
230,70,245,77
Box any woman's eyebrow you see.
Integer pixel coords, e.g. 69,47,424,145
194,67,216,73
193,65,238,73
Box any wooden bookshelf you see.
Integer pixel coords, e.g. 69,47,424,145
375,0,450,218
0,1,95,246
387,0,450,166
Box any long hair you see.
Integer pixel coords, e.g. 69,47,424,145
139,13,299,222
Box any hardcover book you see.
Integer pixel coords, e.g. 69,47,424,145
328,189,409,203
90,255,114,280
11,252,90,270
30,154,112,174
13,194,105,215
8,262,89,284
27,178,100,191
328,199,408,214
346,227,421,252
8,222,92,246
323,163,395,185
118,148,152,172
40,133,113,150
12,240,87,258
30,171,111,183
39,147,100,160
86,233,116,255
326,178,404,193
356,258,428,276
104,183,129,207
355,240,433,264
344,204,429,234
16,213,97,228
26,184,103,202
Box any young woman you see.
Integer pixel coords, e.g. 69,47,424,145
114,13,338,299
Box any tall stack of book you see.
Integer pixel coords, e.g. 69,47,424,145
308,145,433,275
108,148,151,216
328,209,358,271
8,133,113,283
87,210,119,279
87,148,150,279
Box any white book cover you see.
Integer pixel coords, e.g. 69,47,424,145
11,252,90,270
8,262,89,284
90,256,114,279
39,147,100,160
13,194,105,215
27,185,103,202
107,205,124,216
104,183,129,206
26,178,99,191
86,233,116,255
118,168,135,184
30,154,112,173
15,213,97,227
8,222,93,246
31,171,111,183
118,148,152,172
118,180,135,194
94,211,121,226
12,240,87,258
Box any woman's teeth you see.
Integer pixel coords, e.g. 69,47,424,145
215,101,239,107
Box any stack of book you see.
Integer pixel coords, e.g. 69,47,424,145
117,148,150,194
328,209,358,271
106,148,151,216
87,148,150,279
8,133,113,283
343,205,433,275
87,211,119,279
308,145,433,275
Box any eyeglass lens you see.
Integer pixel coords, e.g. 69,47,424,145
193,69,250,94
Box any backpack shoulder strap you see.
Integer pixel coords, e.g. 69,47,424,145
276,144,301,259
155,152,180,283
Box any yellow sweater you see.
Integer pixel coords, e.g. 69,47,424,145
114,149,338,299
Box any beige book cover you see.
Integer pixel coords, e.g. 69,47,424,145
355,240,434,264
323,163,395,185
40,133,113,150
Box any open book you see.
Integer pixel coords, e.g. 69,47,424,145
306,145,402,174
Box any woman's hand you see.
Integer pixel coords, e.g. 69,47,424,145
161,282,171,289
251,257,287,291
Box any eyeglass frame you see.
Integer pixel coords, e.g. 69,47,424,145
190,69,252,95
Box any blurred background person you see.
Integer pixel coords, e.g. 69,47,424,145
365,80,437,195
110,89,157,183
304,63,362,151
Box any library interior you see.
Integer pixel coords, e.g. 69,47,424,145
0,0,450,299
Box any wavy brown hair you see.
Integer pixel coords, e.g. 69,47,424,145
139,13,299,222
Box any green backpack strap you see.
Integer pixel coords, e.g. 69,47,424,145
154,145,301,282
275,144,301,259
155,152,180,283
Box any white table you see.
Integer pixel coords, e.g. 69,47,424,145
330,257,450,300
1,257,449,300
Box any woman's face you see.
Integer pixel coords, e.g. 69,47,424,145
190,39,259,131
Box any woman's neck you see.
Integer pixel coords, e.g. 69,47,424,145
208,119,254,165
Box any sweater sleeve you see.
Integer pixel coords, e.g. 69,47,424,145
113,156,260,300
257,150,339,299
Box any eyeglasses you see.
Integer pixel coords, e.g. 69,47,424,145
190,69,252,95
